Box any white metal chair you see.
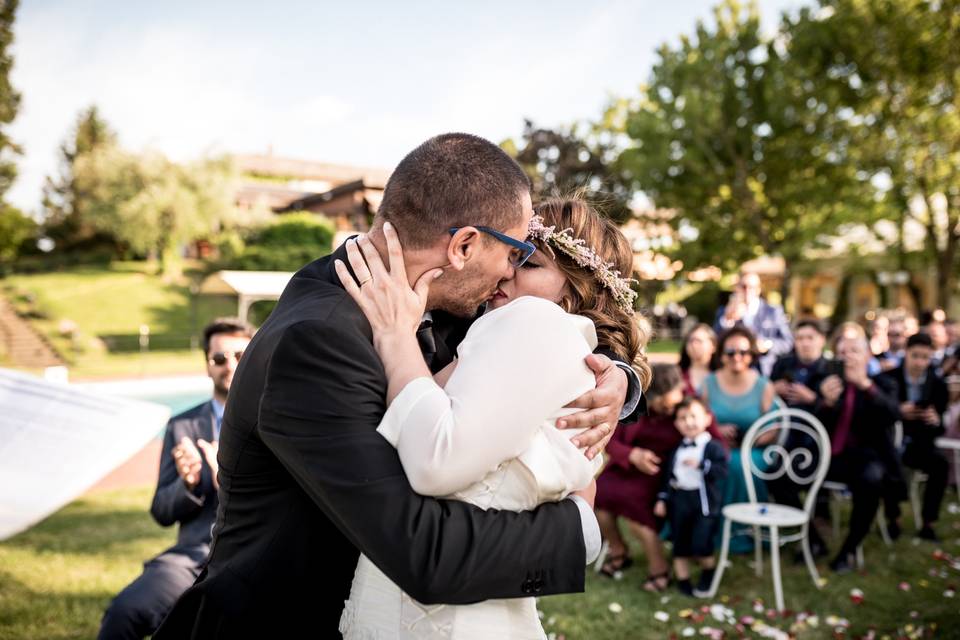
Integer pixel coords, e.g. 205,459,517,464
702,408,831,612
905,416,953,530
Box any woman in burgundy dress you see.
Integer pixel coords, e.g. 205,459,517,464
596,363,723,592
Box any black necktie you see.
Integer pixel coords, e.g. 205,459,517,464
417,319,437,368
679,440,696,448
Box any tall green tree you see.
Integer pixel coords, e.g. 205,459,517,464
0,0,19,206
74,148,238,279
615,0,871,299
789,0,960,309
41,106,119,251
0,206,33,266
505,120,634,222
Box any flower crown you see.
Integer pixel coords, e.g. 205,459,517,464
527,215,638,314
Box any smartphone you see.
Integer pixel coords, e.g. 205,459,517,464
825,359,845,378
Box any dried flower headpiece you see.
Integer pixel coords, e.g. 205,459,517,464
527,215,638,314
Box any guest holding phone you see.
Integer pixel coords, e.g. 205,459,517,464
878,333,950,541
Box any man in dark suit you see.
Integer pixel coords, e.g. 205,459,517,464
714,270,793,376
156,133,636,638
98,318,254,639
878,332,950,541
816,334,904,573
771,320,828,413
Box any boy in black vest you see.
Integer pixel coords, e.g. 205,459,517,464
655,396,728,596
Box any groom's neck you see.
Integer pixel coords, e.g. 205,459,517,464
365,229,445,292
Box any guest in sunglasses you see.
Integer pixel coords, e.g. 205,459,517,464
701,326,779,553
98,318,254,640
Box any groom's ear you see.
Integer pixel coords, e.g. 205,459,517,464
445,227,482,271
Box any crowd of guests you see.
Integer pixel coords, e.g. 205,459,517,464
596,270,960,594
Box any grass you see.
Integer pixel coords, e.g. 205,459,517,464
647,338,682,355
3,261,236,379
0,486,174,640
0,488,957,639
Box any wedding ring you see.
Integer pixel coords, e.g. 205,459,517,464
358,276,372,287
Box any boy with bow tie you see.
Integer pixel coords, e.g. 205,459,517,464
655,396,728,596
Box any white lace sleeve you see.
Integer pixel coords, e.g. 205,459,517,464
376,296,597,497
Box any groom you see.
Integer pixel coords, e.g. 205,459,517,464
156,133,639,638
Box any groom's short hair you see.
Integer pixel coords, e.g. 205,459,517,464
376,133,531,248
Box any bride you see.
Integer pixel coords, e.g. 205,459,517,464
334,197,650,639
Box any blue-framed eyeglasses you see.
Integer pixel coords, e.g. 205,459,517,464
449,226,536,267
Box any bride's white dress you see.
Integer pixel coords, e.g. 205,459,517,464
339,296,604,639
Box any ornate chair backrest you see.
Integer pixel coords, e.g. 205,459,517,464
740,408,831,519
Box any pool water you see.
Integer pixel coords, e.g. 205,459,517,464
140,391,212,417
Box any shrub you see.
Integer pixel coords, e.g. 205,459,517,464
216,212,335,272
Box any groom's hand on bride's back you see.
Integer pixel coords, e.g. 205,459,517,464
558,353,628,460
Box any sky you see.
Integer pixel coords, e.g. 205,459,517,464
10,0,807,213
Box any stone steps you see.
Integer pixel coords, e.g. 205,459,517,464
0,298,65,368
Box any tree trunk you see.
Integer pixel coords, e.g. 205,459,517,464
935,232,958,311
779,260,792,316
160,240,182,281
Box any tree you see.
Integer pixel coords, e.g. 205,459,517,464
74,148,239,279
614,0,871,300
504,120,634,223
788,0,960,309
0,205,34,267
216,211,335,272
41,105,119,251
0,0,20,207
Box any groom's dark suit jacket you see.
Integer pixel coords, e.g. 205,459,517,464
155,243,588,639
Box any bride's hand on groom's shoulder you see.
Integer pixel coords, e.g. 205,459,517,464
335,223,444,344
559,354,628,460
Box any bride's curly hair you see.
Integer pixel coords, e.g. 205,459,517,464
532,197,652,391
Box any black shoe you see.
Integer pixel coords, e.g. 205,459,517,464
830,553,854,574
887,520,901,541
917,526,940,542
677,578,694,597
696,568,716,594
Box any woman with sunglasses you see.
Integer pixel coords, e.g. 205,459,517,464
335,197,650,639
701,326,778,553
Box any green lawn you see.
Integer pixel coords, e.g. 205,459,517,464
0,487,957,639
3,262,236,379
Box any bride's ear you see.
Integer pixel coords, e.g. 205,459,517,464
445,227,481,271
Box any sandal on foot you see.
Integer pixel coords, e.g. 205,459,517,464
642,571,670,593
599,553,633,578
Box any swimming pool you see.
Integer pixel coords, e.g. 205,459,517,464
74,376,213,429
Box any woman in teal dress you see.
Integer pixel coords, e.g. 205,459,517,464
702,326,778,552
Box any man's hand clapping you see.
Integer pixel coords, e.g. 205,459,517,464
197,439,220,490
172,437,203,490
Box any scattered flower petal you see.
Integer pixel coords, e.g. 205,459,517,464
608,602,623,614
654,611,670,623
